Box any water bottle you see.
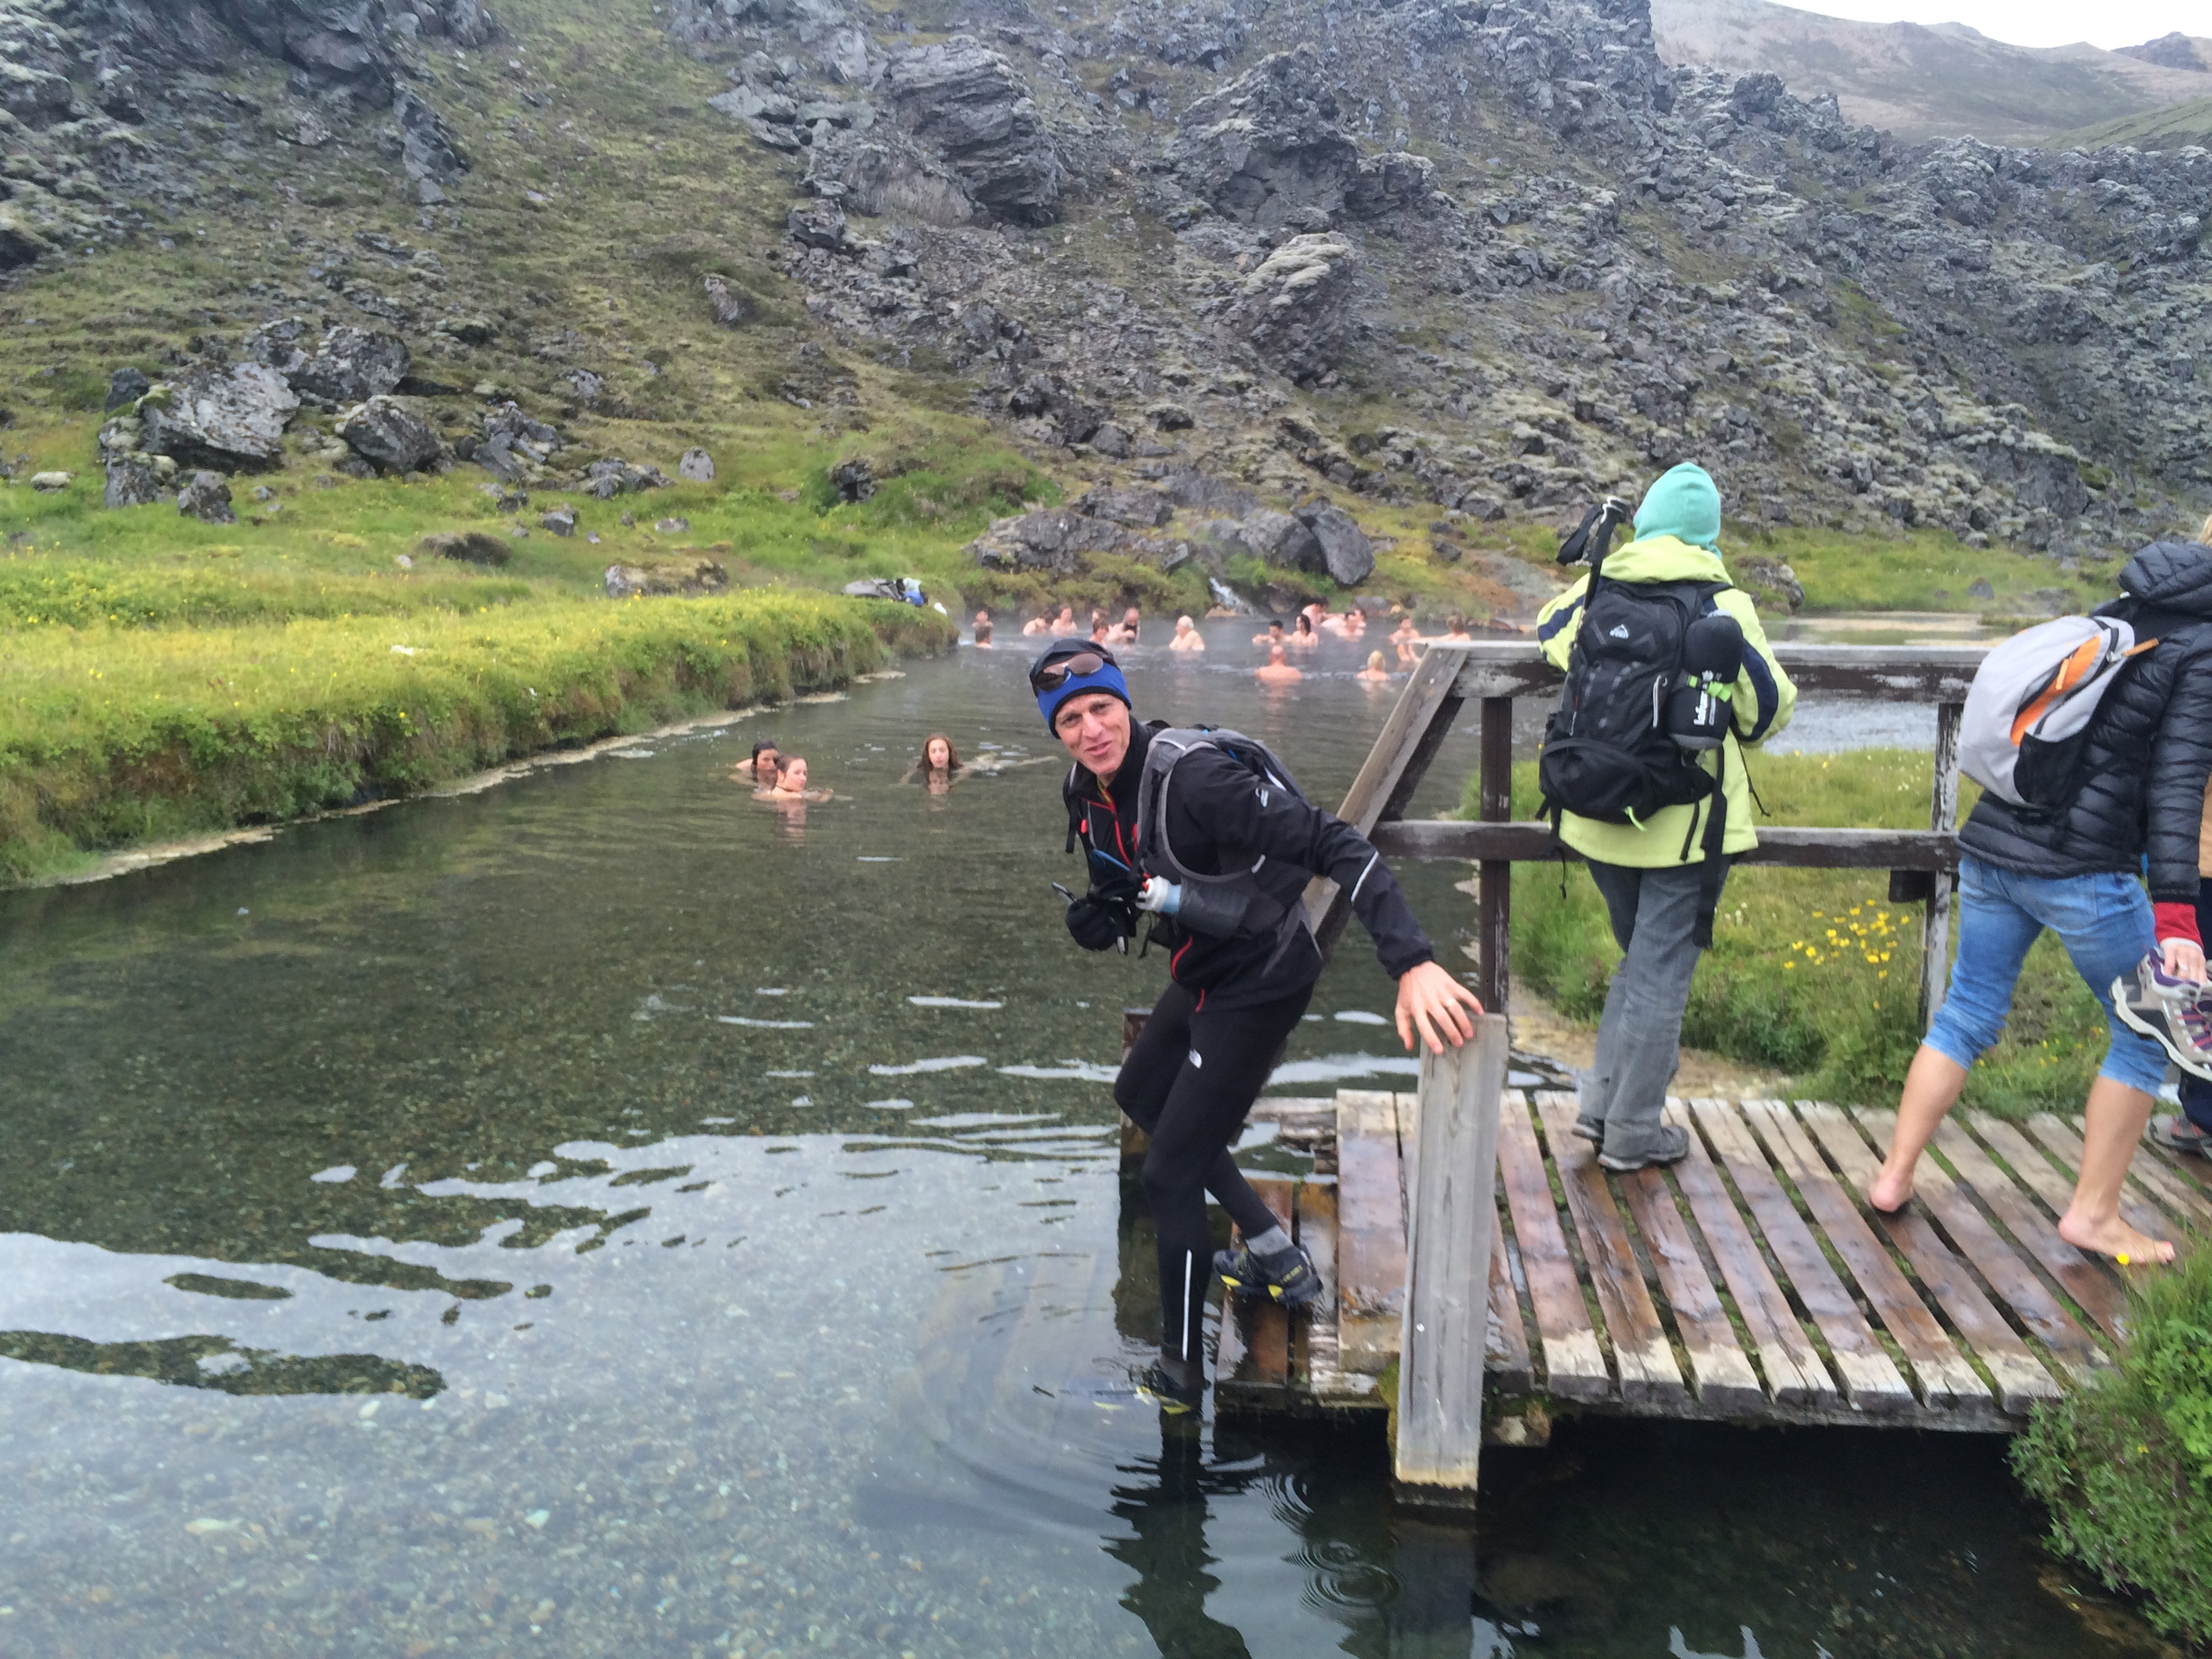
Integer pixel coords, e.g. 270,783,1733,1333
1666,611,1745,751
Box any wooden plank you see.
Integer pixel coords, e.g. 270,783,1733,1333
1220,1177,1294,1388
1394,1014,1508,1492
1851,1108,2109,1382
1609,1150,1764,1413
1486,1207,1534,1395
1445,640,1985,703
1742,1101,1986,1409
1799,1104,2060,1415
1370,821,1960,872
1663,1102,1835,1408
1293,1180,1340,1383
1920,703,1962,1029
2026,1111,2212,1233
1690,1100,1916,1414
1532,1091,1688,1407
1303,641,1469,957
1494,1088,1612,1401
1336,1091,1409,1375
1928,1120,2129,1344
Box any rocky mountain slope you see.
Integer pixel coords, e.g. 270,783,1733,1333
2,0,2208,611
1649,1,2212,147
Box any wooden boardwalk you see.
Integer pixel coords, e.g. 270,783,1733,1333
1215,1089,2211,1437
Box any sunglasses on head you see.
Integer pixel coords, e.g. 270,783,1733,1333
1029,651,1112,692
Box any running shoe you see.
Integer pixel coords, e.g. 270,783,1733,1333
1134,1363,1203,1416
1213,1240,1324,1309
2112,955,2212,1082
1596,1123,1692,1172
2150,1113,2212,1157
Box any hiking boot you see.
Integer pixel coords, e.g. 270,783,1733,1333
1597,1123,1691,1172
1569,1114,1604,1144
1213,1240,1324,1310
1135,1362,1203,1416
2150,1113,2212,1157
2112,956,2212,1082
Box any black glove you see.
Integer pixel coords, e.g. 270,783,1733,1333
1065,890,1136,951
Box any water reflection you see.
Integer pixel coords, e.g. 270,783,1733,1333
0,625,2162,1655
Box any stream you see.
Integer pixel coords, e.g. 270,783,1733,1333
0,618,2164,1656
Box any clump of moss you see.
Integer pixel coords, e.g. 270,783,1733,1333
2014,1245,2212,1647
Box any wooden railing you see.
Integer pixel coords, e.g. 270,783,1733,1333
1307,641,1985,1028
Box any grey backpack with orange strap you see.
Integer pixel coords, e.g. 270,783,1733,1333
1960,616,2157,810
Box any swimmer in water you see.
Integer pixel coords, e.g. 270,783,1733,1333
1356,649,1393,683
1024,603,1077,638
1252,618,1287,648
733,737,780,785
1441,614,1476,642
1168,615,1205,652
972,610,994,648
1117,607,1142,644
904,733,966,785
1389,615,1420,667
1341,606,1366,636
1289,612,1317,647
761,757,829,801
1090,612,1115,645
1254,642,1302,684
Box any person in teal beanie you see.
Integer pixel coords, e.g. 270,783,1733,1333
1534,464,1796,1169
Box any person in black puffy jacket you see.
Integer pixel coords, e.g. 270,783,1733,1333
1870,540,2212,1263
1031,636,1483,1411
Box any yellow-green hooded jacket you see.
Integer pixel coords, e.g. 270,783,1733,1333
1534,533,1796,867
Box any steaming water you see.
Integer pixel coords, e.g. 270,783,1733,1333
0,620,2154,1655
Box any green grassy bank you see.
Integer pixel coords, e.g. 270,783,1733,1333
0,588,952,884
2016,1248,2212,1647
1478,750,2109,1113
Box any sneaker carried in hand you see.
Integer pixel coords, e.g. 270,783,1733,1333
1213,1240,1323,1309
2112,954,2212,1082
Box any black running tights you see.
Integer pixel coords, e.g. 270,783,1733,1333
1114,979,1313,1365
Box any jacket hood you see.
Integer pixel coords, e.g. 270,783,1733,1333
2118,541,2212,618
1595,533,1732,585
1633,463,1723,550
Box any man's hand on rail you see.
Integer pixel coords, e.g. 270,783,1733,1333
1394,960,1485,1055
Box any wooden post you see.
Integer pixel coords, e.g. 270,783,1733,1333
1920,703,1962,1032
1394,1013,1509,1503
1119,1007,1149,1163
1476,696,1513,1017
1304,643,1470,961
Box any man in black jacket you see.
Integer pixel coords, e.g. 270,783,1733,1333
1870,541,2212,1263
1033,639,1483,1410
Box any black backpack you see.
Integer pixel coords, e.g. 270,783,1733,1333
1538,576,1731,831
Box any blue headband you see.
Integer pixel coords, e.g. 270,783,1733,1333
1036,660,1132,731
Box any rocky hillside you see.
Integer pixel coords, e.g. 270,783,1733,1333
1649,2,2212,147
2,0,2208,610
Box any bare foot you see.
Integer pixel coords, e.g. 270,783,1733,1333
1867,1163,1913,1215
2056,1209,2176,1265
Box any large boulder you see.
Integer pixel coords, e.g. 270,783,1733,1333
1233,507,1326,574
1169,45,1440,231
1215,234,1360,383
338,396,442,473
138,364,299,472
393,88,467,204
1294,502,1375,586
886,39,1062,224
583,458,670,498
298,327,411,403
604,559,729,598
472,403,561,479
104,452,173,507
177,471,236,524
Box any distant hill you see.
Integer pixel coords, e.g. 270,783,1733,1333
1650,0,2212,145
2051,95,2212,154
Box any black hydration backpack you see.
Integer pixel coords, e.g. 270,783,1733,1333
1538,577,1732,830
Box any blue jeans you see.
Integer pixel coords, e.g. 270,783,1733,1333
1924,855,2166,1096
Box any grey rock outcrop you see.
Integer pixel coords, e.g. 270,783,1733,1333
1231,507,1326,574
583,458,670,498
103,452,173,507
104,367,150,412
886,39,1062,224
679,449,716,482
472,404,561,480
1216,235,1359,384
138,365,300,472
176,470,236,524
250,321,411,403
419,529,511,565
539,506,577,536
702,274,753,326
393,88,468,204
604,559,729,597
1294,502,1375,586
337,397,442,473
1073,485,1171,528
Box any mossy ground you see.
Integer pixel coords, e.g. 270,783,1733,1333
1480,750,2109,1113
